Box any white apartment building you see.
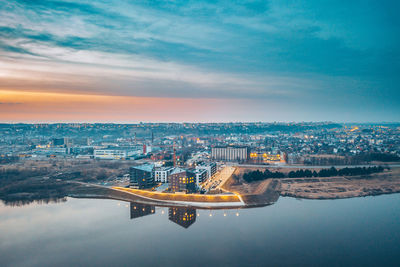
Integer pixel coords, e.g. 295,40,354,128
195,162,217,179
194,169,208,187
154,167,174,183
94,149,127,159
211,146,248,162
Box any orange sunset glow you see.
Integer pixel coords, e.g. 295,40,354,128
0,90,244,122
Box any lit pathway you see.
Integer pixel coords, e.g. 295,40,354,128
111,186,245,207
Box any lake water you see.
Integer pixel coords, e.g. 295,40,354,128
1,194,399,267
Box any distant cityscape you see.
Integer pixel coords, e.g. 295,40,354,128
0,122,399,196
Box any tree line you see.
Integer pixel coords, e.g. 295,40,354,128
302,153,400,166
242,166,385,182
353,153,400,162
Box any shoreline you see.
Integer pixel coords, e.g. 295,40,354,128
2,181,400,209
1,165,399,209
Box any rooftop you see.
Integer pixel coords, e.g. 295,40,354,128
170,167,186,175
155,166,174,171
131,164,154,172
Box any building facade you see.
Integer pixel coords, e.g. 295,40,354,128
130,164,155,189
169,168,196,193
94,146,142,160
194,169,208,187
211,146,249,162
154,167,174,183
195,162,217,179
94,149,127,159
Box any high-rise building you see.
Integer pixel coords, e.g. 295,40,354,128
168,207,196,229
169,168,196,193
211,146,249,162
130,164,155,189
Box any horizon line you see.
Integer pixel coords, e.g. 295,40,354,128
0,121,399,125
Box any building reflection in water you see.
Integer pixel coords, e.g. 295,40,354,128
168,207,196,229
130,202,155,219
128,202,197,229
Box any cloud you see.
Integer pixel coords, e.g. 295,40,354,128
0,48,314,100
0,0,399,121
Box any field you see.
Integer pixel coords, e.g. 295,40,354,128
279,167,400,199
230,166,400,200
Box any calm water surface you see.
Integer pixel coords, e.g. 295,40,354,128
1,194,399,267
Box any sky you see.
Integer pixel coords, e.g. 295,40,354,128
0,0,399,123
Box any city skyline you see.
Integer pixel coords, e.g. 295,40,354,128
0,1,399,122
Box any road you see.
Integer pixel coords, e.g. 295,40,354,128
202,166,236,192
